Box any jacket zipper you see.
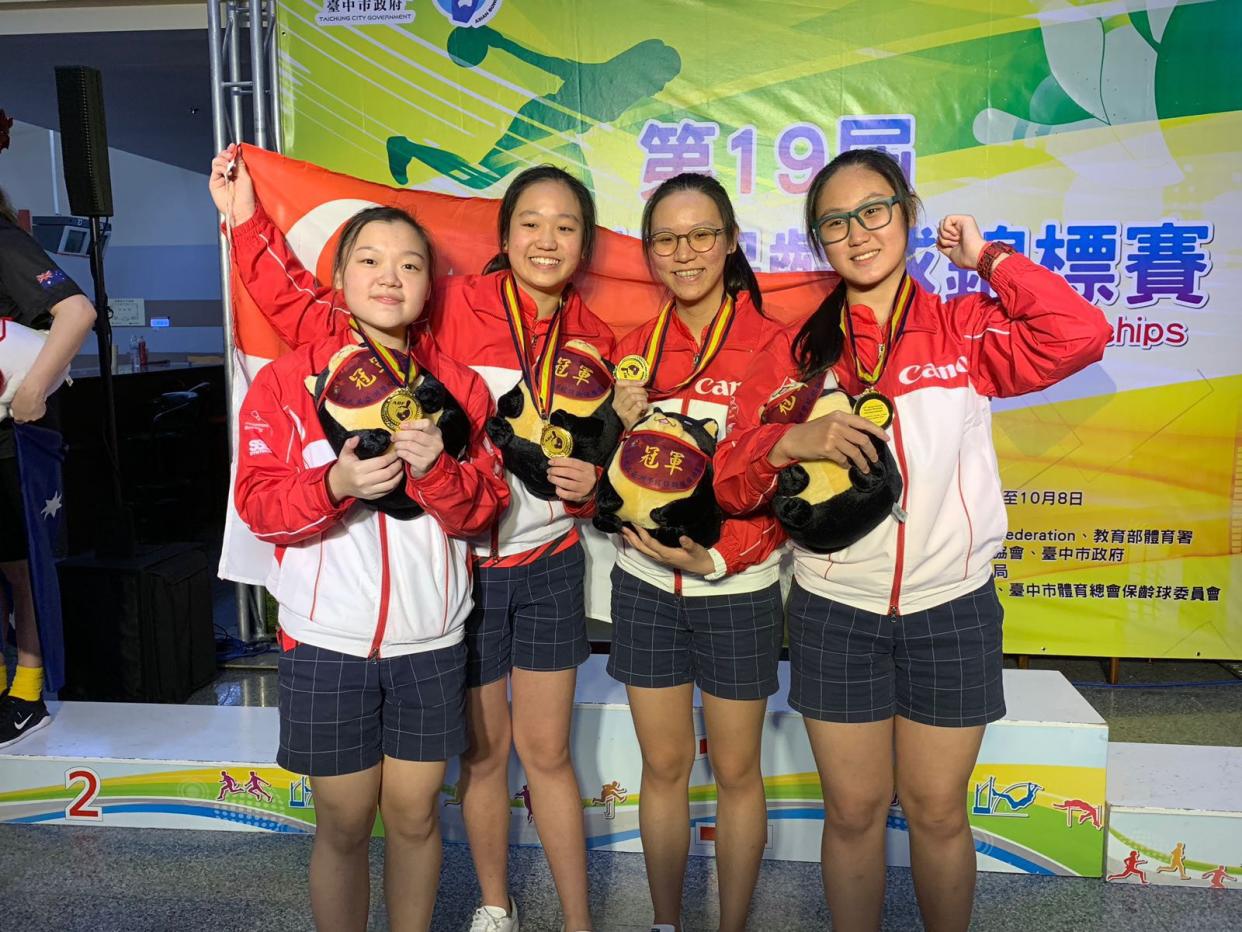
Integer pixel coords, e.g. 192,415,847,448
368,513,392,658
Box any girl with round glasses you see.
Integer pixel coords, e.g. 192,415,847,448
605,172,787,932
715,148,1112,932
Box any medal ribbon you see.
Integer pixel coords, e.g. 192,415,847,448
840,273,915,386
347,316,417,388
762,369,832,424
641,293,736,398
501,273,564,420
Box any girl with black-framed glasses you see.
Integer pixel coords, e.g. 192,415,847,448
716,148,1112,932
597,172,786,932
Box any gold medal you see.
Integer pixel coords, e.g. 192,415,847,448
853,391,894,430
540,423,574,458
381,388,423,431
615,354,650,383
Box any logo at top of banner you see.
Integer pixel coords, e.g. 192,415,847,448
316,1,414,27
434,0,502,28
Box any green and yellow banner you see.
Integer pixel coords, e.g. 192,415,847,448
271,0,1242,658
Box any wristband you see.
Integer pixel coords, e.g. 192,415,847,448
976,241,1016,282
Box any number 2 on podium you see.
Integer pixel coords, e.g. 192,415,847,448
64,767,102,821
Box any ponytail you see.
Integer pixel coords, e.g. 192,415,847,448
791,280,847,380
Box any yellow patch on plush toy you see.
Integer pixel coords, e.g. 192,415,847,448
503,339,611,444
303,342,472,518
795,391,856,502
594,409,723,548
486,337,624,500
762,374,904,554
609,413,714,529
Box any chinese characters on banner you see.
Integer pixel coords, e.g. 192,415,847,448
636,115,1214,348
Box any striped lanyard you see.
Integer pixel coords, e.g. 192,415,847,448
841,272,915,386
501,273,565,420
347,316,416,388
638,293,736,399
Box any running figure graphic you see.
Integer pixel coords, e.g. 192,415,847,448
1156,841,1190,880
513,783,534,824
387,27,681,192
216,770,245,801
1202,865,1236,889
1107,850,1149,884
246,770,274,803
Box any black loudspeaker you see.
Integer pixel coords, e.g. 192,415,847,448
54,65,113,218
58,544,218,702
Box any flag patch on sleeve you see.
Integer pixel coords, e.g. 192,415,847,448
36,269,69,290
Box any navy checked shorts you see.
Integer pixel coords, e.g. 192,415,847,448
277,640,468,776
787,579,1006,727
464,542,590,688
607,566,784,701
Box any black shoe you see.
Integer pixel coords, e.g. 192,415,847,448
0,693,51,749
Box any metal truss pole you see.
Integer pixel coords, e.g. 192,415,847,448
208,0,281,644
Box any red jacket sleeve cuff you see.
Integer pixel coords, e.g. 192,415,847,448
743,423,791,492
563,464,603,518
406,450,457,495
984,251,1033,312
228,202,273,251
317,463,355,516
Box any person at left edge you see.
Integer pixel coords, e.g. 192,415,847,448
0,186,97,748
211,146,614,932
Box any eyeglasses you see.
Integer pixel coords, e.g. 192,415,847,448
814,196,901,245
647,227,725,257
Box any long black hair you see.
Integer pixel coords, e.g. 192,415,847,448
640,171,765,314
332,205,436,286
791,149,922,379
482,165,597,274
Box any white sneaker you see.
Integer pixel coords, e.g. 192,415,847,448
650,925,677,932
469,897,519,932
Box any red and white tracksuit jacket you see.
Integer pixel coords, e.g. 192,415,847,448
609,290,786,597
716,255,1113,616
230,205,615,565
234,328,509,658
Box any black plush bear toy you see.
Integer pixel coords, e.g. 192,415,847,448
486,338,623,500
762,375,903,553
593,408,722,548
305,343,470,519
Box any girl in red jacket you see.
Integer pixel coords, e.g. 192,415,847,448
212,146,610,932
233,205,509,931
715,149,1111,932
606,173,785,932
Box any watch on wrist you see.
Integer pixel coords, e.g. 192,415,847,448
977,240,1016,282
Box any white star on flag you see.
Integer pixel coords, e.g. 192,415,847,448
41,491,62,519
